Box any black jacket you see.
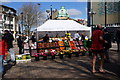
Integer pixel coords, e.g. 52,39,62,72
17,36,23,47
116,30,120,40
4,33,14,49
43,36,49,42
103,33,112,49
31,35,36,42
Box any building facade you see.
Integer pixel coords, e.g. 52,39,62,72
88,1,120,27
0,5,19,35
87,1,120,41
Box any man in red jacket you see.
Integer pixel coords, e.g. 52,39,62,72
0,34,8,78
91,24,106,73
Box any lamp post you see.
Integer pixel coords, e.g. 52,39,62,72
89,10,96,36
105,1,107,27
50,5,52,19
37,3,40,28
36,3,40,53
21,12,23,34
89,10,96,28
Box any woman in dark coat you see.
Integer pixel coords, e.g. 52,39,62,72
17,35,23,54
103,29,112,62
4,30,14,49
31,34,36,43
116,28,120,52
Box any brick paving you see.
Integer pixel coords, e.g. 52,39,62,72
2,42,120,80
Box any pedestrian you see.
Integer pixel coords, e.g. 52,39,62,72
81,33,85,41
0,34,8,79
103,29,112,63
24,35,29,43
4,30,14,50
91,24,106,73
31,33,36,44
116,28,120,52
74,31,81,41
4,30,16,64
16,34,24,54
56,34,59,38
43,34,49,42
65,31,71,40
22,35,27,42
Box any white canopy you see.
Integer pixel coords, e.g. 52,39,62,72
37,20,91,31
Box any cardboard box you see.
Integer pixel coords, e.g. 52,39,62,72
16,53,31,64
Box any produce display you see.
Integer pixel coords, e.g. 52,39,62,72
34,37,90,60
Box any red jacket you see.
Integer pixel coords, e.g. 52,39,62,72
0,39,8,55
91,30,104,50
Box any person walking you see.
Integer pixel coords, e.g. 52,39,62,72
81,33,85,41
31,33,36,44
103,29,112,63
4,30,14,50
116,28,120,52
17,34,24,54
0,34,8,79
4,30,16,64
91,24,106,73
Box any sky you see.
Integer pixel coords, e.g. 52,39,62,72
1,2,87,19
1,1,88,30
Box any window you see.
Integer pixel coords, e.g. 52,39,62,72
10,17,13,21
7,16,13,21
10,24,13,29
3,8,8,12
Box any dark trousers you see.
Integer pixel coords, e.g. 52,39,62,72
117,40,120,52
104,49,109,61
19,46,23,54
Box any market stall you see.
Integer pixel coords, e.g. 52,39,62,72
32,20,92,60
37,20,91,38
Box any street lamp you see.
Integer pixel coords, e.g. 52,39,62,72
36,3,40,53
89,10,96,35
36,3,40,28
105,1,107,27
89,10,96,28
50,5,52,19
21,12,23,34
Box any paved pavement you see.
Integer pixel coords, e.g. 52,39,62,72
2,42,120,80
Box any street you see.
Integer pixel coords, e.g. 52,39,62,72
2,43,120,80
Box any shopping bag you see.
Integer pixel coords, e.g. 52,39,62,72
9,48,15,61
